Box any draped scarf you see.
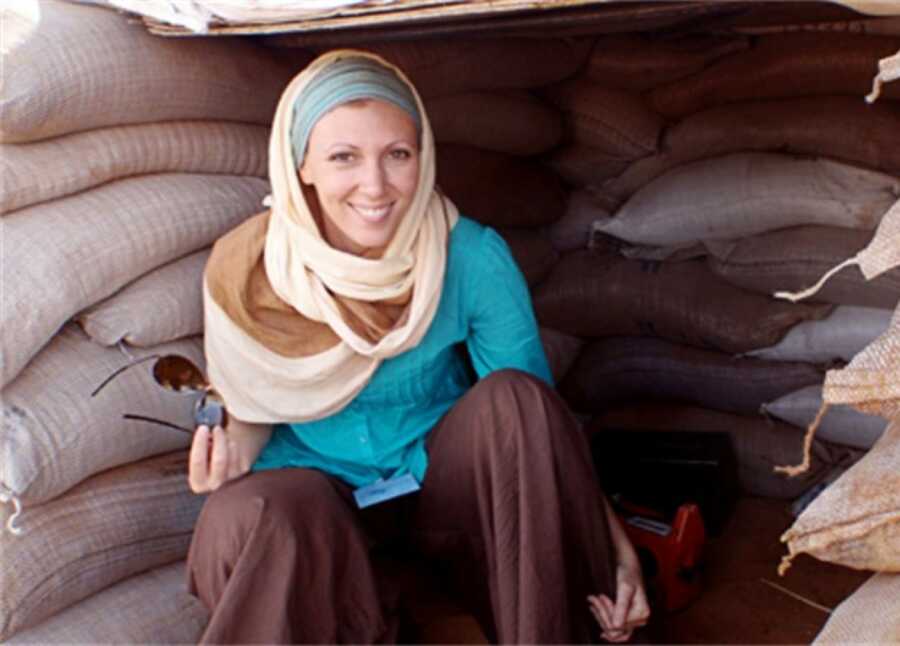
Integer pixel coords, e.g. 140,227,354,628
203,50,458,423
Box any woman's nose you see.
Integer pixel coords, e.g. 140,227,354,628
358,160,387,196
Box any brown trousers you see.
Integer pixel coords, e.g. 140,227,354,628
186,369,617,644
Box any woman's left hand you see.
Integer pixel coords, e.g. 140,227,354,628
588,561,650,642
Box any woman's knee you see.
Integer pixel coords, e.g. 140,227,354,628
192,468,351,553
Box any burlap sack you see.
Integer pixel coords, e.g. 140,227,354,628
560,336,823,416
1,122,269,214
8,561,207,645
744,305,893,363
1,174,268,388
602,96,900,205
426,91,562,156
533,250,832,354
77,249,210,347
706,226,900,309
1,0,294,143
584,33,749,91
780,416,900,573
297,38,592,98
546,144,629,189
763,385,889,450
539,327,584,384
649,33,900,118
814,573,900,643
595,153,900,247
590,403,837,499
1,325,203,508
496,228,558,288
0,451,203,640
548,190,611,253
543,79,663,161
436,145,566,228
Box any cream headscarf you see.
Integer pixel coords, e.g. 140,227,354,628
203,50,459,423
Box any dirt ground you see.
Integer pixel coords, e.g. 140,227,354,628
393,497,870,644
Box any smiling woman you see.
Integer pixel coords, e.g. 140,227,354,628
188,50,648,644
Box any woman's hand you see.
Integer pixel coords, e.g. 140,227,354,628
588,561,651,643
588,499,651,642
188,420,272,494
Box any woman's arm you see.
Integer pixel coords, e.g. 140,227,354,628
188,417,273,493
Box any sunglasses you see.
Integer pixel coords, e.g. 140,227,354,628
92,354,228,433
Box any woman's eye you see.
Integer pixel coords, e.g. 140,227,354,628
389,149,412,161
329,152,354,162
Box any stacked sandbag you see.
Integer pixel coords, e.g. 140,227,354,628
0,1,293,640
0,451,203,640
813,572,900,643
7,561,208,645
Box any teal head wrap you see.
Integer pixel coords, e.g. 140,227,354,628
290,56,422,167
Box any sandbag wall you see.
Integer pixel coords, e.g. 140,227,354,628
0,0,301,641
4,1,900,642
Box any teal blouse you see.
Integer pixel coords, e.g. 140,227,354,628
252,216,553,488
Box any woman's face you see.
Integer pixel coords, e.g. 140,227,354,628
299,99,420,255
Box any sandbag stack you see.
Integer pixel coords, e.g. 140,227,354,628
524,33,900,504
0,0,298,640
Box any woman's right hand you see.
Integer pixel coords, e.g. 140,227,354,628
188,421,272,493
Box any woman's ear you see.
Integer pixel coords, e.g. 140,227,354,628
298,161,313,186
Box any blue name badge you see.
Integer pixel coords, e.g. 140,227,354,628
353,473,421,509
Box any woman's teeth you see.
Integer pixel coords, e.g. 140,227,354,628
353,204,391,221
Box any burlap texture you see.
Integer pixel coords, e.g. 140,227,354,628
814,573,900,643
590,403,838,499
649,33,900,118
546,144,629,189
763,385,889,450
7,561,207,645
560,336,823,416
77,249,210,347
781,416,900,572
426,91,562,156
539,327,584,384
543,79,663,161
594,153,900,247
0,452,203,641
745,305,893,364
584,33,749,91
1,122,269,214
496,228,559,288
603,96,900,205
706,226,900,309
436,145,566,228
819,202,900,418
0,325,203,506
533,250,832,354
0,173,268,388
298,38,592,98
548,190,611,252
1,0,293,143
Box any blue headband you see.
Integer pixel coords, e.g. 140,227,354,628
290,57,422,167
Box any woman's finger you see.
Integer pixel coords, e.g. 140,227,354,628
589,595,615,631
188,426,211,493
207,425,229,490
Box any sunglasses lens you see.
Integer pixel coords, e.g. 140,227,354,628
154,355,206,393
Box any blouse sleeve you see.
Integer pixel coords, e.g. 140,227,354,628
464,226,554,386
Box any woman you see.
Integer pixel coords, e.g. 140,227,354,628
186,50,649,644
